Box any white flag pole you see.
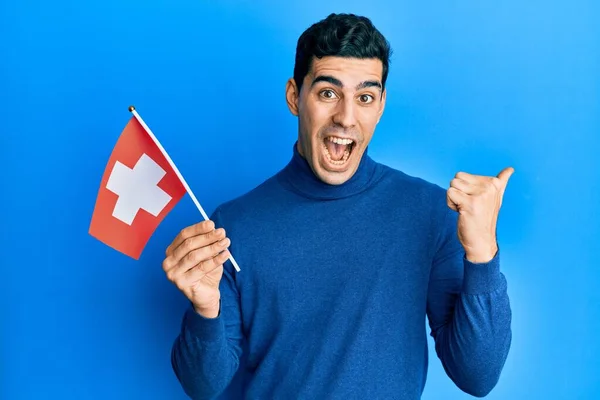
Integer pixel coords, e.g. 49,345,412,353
128,105,241,272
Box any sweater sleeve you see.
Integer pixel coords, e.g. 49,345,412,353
170,207,244,400
426,193,512,398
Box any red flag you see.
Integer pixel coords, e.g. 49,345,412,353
89,114,187,259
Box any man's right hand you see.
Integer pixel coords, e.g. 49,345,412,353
162,220,231,318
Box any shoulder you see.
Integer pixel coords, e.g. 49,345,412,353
376,162,458,247
376,161,448,207
209,173,282,228
374,161,455,238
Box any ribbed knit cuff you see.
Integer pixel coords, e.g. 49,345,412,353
462,250,503,294
184,304,225,342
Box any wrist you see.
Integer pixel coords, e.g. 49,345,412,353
193,300,221,319
465,243,498,264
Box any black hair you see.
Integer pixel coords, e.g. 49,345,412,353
293,13,392,93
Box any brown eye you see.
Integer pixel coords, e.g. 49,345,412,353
320,89,337,99
359,94,374,104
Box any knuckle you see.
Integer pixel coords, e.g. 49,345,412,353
166,269,175,282
179,226,191,239
204,220,215,230
199,256,216,271
182,236,196,252
174,279,186,291
185,249,200,265
211,228,223,238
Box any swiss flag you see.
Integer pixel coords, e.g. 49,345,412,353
89,116,187,259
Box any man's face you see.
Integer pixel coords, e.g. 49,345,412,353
286,56,386,185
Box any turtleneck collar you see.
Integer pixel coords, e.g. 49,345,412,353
277,141,383,200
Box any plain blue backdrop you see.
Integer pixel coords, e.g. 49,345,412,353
2,0,599,399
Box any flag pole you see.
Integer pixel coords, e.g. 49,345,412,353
128,105,241,272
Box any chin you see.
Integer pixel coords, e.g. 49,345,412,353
315,169,356,185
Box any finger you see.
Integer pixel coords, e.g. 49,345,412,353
450,178,477,195
171,228,226,266
163,231,227,276
447,188,458,211
185,249,231,280
454,171,478,184
496,167,515,186
447,187,468,212
166,220,216,256
166,242,228,283
176,236,231,275
167,220,216,257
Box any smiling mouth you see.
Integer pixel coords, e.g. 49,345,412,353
322,136,355,166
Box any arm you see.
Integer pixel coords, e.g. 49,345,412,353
427,199,512,397
170,207,244,400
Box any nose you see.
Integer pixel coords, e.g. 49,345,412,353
332,97,357,129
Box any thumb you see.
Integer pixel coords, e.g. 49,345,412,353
497,167,515,185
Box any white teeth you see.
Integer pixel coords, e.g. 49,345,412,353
327,136,354,145
323,136,354,165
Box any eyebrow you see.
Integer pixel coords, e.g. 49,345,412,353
356,80,382,91
311,75,382,91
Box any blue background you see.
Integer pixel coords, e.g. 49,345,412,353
2,0,599,399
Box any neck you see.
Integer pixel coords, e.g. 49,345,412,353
277,141,382,200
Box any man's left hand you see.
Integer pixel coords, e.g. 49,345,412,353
446,167,514,263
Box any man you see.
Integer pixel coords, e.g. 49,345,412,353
163,13,512,399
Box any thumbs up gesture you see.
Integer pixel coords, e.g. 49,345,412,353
446,167,514,263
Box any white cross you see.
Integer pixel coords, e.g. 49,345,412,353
106,153,172,225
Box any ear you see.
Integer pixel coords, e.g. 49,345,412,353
376,88,387,124
285,78,299,116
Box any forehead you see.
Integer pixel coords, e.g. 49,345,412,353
307,56,383,86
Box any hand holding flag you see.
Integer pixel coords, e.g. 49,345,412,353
162,219,232,318
88,106,241,272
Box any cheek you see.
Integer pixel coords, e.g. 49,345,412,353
357,108,377,125
304,102,330,134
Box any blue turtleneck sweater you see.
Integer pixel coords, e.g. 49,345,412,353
171,144,512,399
